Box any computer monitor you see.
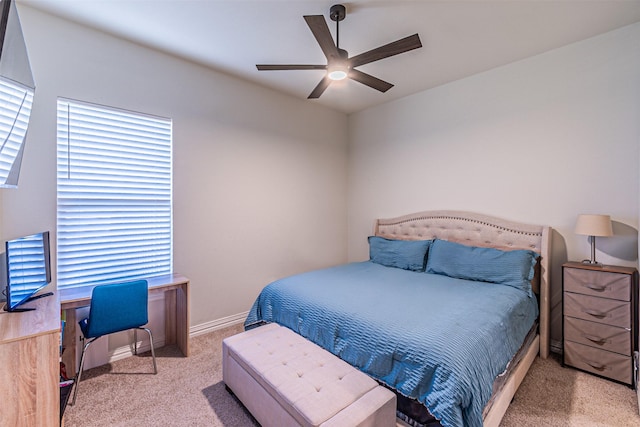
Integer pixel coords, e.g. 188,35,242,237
3,231,52,312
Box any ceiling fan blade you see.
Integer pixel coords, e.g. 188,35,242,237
349,34,422,68
257,64,326,71
308,77,332,99
303,15,340,61
349,69,393,93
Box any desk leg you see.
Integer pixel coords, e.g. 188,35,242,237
62,308,77,377
163,283,190,357
176,283,190,356
164,289,177,346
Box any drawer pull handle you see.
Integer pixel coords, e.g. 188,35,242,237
586,361,606,372
585,284,607,292
583,335,606,346
583,309,607,319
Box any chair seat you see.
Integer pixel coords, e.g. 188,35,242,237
78,313,148,339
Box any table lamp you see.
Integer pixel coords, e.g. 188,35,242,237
574,214,613,265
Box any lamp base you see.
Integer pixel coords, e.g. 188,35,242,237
581,236,605,267
581,259,604,267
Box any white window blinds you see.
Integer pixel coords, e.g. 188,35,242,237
0,77,33,187
56,99,172,288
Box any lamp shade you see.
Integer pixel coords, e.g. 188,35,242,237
574,214,613,237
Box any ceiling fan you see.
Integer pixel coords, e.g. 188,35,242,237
256,4,422,99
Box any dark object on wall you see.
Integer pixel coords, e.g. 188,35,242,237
0,0,35,188
256,4,422,99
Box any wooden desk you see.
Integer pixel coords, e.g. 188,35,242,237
0,291,60,427
59,273,190,375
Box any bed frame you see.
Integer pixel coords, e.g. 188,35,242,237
374,210,551,427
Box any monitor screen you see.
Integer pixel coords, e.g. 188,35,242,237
5,231,51,310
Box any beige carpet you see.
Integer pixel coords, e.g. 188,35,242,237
64,324,640,426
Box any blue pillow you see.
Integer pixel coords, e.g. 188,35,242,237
368,236,432,271
425,239,538,294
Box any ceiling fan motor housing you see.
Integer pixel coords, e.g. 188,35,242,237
330,4,346,22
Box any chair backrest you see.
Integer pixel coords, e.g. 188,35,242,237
84,280,149,338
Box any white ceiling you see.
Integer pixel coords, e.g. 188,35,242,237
20,0,640,114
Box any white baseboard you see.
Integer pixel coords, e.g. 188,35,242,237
189,310,248,337
107,311,248,364
109,335,166,363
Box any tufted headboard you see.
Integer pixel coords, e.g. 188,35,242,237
374,210,551,358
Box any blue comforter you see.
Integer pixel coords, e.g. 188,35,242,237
245,261,538,427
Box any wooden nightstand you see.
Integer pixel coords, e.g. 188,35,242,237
562,262,638,387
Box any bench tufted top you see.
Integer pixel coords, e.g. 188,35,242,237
224,323,387,427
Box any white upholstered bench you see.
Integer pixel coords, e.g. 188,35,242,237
222,323,397,427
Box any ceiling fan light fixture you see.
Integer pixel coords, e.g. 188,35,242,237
328,47,349,80
327,64,348,80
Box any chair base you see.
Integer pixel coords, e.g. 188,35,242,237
71,327,157,406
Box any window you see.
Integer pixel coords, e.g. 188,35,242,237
56,99,172,288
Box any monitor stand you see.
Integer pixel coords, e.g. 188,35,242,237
3,292,54,312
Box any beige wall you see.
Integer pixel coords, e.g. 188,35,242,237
347,23,640,350
4,6,639,361
3,6,348,335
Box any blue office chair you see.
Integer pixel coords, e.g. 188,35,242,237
71,279,157,405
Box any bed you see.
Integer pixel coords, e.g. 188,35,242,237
245,210,551,427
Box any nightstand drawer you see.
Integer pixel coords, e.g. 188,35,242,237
564,316,631,356
564,341,631,384
564,267,631,301
564,292,630,328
